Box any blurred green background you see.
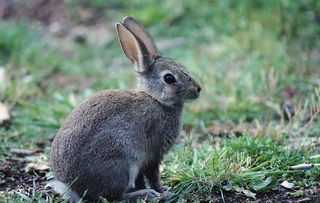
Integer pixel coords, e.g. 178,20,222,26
1,0,320,157
1,0,319,135
0,0,319,201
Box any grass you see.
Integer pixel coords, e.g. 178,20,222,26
164,133,319,201
0,0,320,202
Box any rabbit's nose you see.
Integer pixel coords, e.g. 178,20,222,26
197,86,201,93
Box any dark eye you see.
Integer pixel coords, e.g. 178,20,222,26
164,73,176,84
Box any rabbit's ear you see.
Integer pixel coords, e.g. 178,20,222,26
122,16,160,59
116,22,154,72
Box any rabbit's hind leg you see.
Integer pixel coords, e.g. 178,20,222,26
123,163,160,201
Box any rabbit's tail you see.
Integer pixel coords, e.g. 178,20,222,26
46,179,81,203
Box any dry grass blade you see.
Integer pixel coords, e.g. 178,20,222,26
10,148,41,156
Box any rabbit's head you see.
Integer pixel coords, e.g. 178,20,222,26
116,17,201,107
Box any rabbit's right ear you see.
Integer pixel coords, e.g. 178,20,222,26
116,22,153,72
122,17,160,60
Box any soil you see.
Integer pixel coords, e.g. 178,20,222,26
0,0,69,24
0,157,319,202
0,158,47,196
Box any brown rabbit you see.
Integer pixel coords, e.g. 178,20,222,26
49,16,201,202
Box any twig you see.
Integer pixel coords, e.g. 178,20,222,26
310,154,320,159
289,163,320,170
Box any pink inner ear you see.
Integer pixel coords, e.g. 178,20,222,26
122,17,160,60
116,23,142,66
116,22,155,72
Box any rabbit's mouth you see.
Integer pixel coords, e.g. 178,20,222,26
184,87,201,101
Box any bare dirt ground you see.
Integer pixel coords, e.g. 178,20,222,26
0,158,48,200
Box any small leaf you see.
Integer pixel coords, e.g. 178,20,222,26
281,180,294,189
243,190,256,199
222,181,233,191
233,185,244,193
25,162,50,173
250,176,278,191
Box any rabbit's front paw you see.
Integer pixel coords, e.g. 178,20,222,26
159,186,173,199
123,188,160,201
144,189,161,201
153,185,170,194
160,186,170,193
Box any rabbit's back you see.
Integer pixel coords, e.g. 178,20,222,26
50,89,182,200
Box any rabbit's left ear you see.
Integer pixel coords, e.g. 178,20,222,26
116,22,154,72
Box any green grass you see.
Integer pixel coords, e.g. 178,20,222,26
164,134,319,201
0,0,320,202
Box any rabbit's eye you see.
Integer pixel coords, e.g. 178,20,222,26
164,74,176,84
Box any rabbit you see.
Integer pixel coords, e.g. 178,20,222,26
49,16,201,202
